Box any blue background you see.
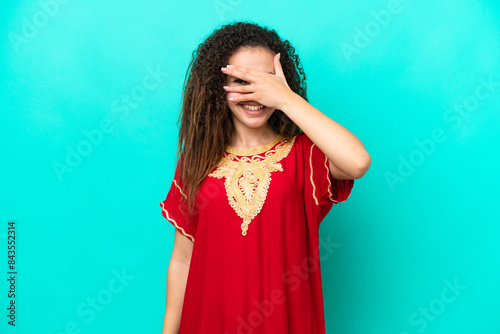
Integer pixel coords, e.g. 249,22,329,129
1,0,499,333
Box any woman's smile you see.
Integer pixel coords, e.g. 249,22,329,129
240,103,266,115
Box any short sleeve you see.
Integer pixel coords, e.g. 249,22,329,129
160,159,197,242
299,133,355,224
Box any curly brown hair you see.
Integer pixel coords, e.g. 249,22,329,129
175,21,308,216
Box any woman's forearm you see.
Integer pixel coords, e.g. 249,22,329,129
162,258,191,334
281,92,371,179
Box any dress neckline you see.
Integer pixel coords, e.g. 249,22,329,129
225,133,282,156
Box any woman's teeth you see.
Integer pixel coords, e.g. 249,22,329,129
241,104,265,111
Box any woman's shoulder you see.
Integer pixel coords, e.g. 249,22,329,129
288,132,310,148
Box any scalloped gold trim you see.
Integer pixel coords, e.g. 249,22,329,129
324,156,335,202
324,158,353,204
161,201,195,242
310,144,319,206
173,179,187,199
209,135,297,236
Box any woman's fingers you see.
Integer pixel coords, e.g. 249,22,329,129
221,66,256,82
223,85,253,92
228,93,257,103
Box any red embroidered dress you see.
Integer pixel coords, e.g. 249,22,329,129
160,133,354,334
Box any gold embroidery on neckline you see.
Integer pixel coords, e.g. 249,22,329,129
208,134,297,236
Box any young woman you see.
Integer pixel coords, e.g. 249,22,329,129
160,22,370,334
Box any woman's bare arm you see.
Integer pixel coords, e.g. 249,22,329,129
162,229,194,334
